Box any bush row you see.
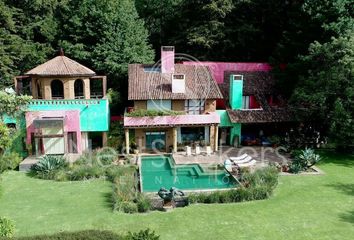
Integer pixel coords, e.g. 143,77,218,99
30,154,135,182
188,166,279,204
1,229,159,240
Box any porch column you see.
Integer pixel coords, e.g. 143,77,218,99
214,124,219,152
172,127,177,153
125,128,130,154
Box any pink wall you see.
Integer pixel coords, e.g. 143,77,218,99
25,110,82,154
183,61,272,84
161,46,175,73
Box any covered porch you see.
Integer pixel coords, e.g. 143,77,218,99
124,113,220,154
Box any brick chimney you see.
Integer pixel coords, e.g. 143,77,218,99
161,46,175,73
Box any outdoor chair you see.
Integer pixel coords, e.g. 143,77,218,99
206,146,212,156
229,154,248,161
195,146,201,155
186,146,192,156
236,160,257,168
231,156,252,164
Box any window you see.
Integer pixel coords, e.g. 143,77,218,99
90,79,103,98
242,96,250,109
147,100,171,111
74,79,84,99
146,132,166,150
184,100,205,115
67,132,78,153
51,80,64,99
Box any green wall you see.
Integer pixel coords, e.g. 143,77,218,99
28,99,110,132
229,75,243,110
216,110,241,145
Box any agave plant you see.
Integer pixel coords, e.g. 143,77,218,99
290,148,321,173
31,155,67,175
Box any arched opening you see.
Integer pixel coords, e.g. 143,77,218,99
51,80,64,99
74,79,84,99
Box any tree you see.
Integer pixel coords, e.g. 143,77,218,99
291,33,354,148
0,0,59,88
0,90,32,121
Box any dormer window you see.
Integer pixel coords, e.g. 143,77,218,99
172,74,185,93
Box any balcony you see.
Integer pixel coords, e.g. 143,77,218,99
124,110,220,128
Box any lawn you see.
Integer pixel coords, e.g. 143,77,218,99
0,151,353,239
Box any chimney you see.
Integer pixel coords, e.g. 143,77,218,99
161,46,175,73
172,74,185,93
229,74,243,110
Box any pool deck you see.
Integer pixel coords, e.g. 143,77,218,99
172,146,291,166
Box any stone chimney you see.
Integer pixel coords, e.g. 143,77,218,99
161,46,175,73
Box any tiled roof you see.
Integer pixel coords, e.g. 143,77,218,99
222,71,276,96
128,64,223,100
227,109,295,123
26,56,96,77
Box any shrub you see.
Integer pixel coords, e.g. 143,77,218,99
0,152,22,173
105,166,136,182
68,165,106,181
289,148,321,173
30,155,67,179
136,194,152,213
125,229,159,240
115,201,138,214
53,169,69,182
0,217,15,237
96,148,118,165
126,109,183,117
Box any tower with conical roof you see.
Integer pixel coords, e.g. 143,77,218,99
14,51,110,165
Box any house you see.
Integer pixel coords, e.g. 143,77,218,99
124,46,223,153
14,50,110,160
183,61,295,146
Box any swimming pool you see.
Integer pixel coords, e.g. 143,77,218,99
140,155,236,192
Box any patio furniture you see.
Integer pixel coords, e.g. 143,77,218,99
231,156,253,164
224,159,233,172
186,146,192,156
206,146,212,156
236,160,257,168
229,154,248,161
195,146,201,155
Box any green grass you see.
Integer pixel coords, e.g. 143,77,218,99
0,151,354,239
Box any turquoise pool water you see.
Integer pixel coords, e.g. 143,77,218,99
140,155,236,192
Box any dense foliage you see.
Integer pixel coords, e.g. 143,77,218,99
0,152,22,173
125,109,184,117
0,0,154,113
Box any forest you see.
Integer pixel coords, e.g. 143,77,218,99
0,0,353,148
